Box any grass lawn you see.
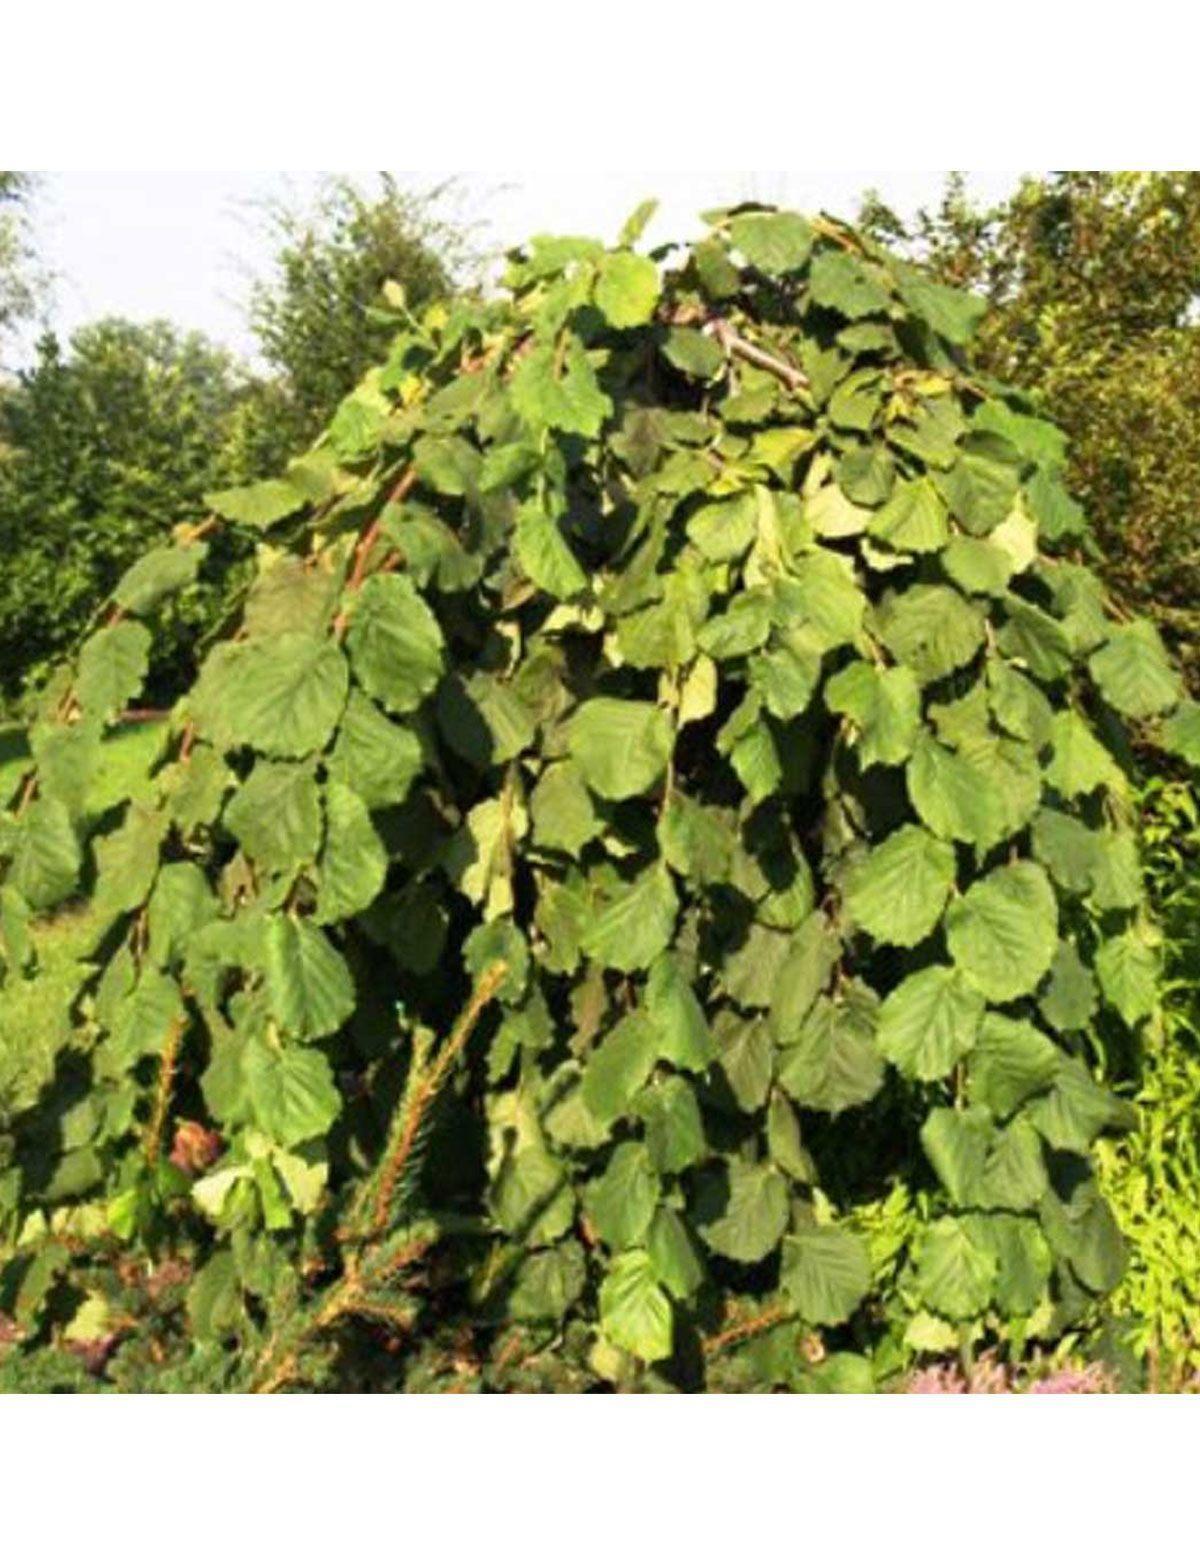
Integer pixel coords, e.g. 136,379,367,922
0,720,168,1118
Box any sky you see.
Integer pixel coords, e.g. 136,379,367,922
12,171,1027,370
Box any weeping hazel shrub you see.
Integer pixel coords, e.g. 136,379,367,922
3,201,1199,1392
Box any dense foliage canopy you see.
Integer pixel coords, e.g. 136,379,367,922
864,171,1200,689
2,201,1195,1391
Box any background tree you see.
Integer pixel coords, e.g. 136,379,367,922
230,174,471,471
0,173,47,357
862,171,1200,685
0,319,253,702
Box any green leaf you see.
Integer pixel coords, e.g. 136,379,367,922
715,1014,773,1111
530,761,602,856
1040,1173,1125,1294
781,1226,871,1325
697,591,772,660
914,1216,996,1319
825,661,920,769
113,544,204,615
968,1014,1059,1118
595,250,661,328
1044,709,1123,798
5,797,80,910
842,823,956,948
412,434,480,496
1025,1057,1133,1154
1031,806,1100,895
1038,941,1098,1033
581,1012,659,1126
437,672,536,769
244,556,338,639
837,445,895,507
224,761,321,877
964,1213,1052,1315
686,492,758,563
327,691,423,809
998,596,1072,683
580,864,678,973
808,251,889,318
445,796,528,921
109,970,184,1065
906,733,1010,851
76,621,151,723
245,1036,341,1148
661,327,725,380
877,966,984,1082
875,584,985,685
1025,468,1087,541
316,782,387,923
510,338,612,436
584,1142,659,1249
777,551,867,651
868,477,948,554
567,698,672,800
1088,620,1182,719
658,792,736,886
946,861,1058,1003
147,861,217,969
346,574,444,716
942,536,1015,597
491,1136,573,1245
935,447,1019,535
207,477,306,529
919,1105,991,1204
508,1241,587,1322
1160,699,1200,766
196,633,349,757
777,982,883,1115
694,1159,788,1263
768,913,841,1045
766,1091,815,1182
599,1250,673,1362
645,952,715,1070
637,1076,707,1174
1095,928,1159,1027
514,501,588,599
263,915,355,1041
94,802,167,917
647,1206,705,1299
894,270,987,345
728,211,813,275
828,368,883,432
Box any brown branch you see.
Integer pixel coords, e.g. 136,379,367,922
703,1303,791,1357
708,318,809,393
330,467,416,640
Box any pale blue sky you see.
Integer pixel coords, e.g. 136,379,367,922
12,171,1026,370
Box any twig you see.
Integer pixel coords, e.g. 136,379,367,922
708,318,809,393
703,1303,791,1356
331,468,416,639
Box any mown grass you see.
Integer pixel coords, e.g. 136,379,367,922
0,721,166,1118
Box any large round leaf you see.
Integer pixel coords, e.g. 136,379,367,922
945,861,1057,1002
843,824,956,948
